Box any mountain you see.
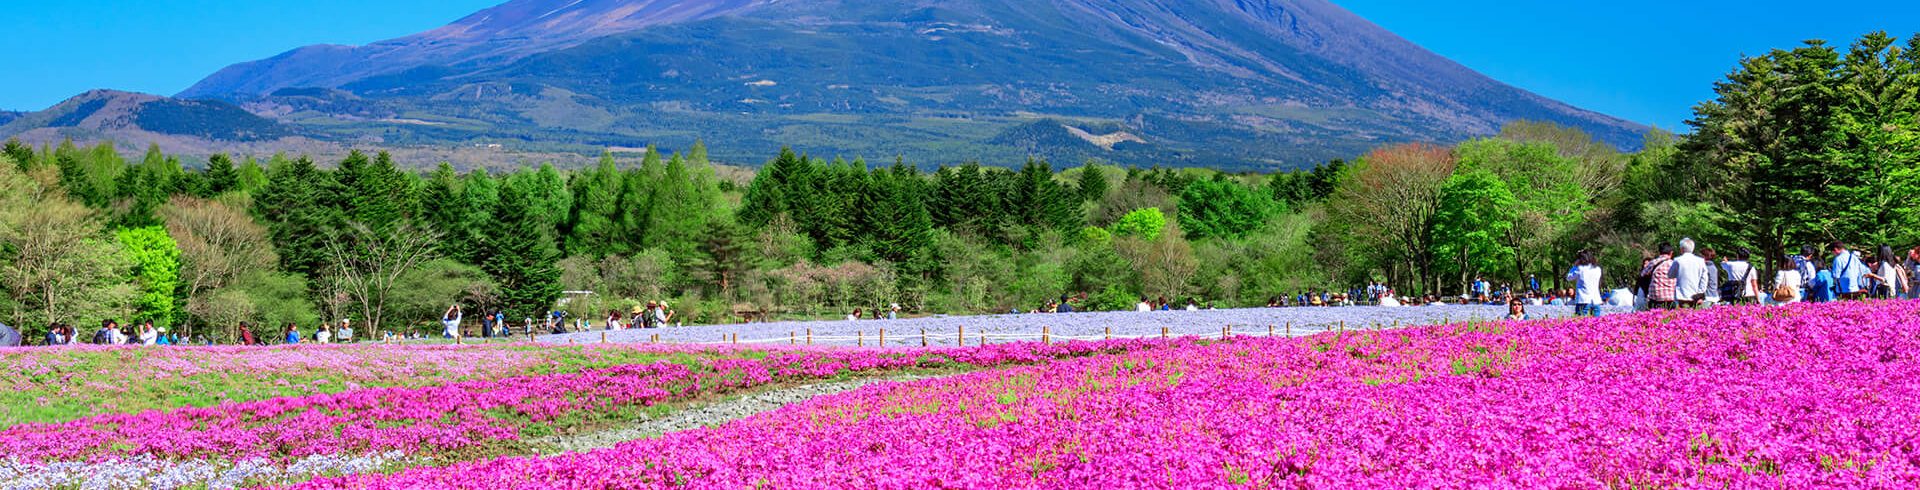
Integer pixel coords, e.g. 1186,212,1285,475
0,111,19,126
0,90,301,145
121,0,1650,169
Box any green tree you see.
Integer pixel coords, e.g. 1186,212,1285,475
0,160,136,339
1112,208,1168,242
1432,171,1517,290
1825,33,1920,246
1177,179,1279,240
483,183,563,317
645,153,722,261
116,226,182,327
566,153,625,257
1455,138,1587,280
1076,161,1109,203
203,153,239,197
253,156,341,282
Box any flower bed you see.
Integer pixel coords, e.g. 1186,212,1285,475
297,301,1920,488
1,340,1168,489
0,344,692,427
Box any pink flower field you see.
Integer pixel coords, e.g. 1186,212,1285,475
8,301,1920,489
290,301,1920,489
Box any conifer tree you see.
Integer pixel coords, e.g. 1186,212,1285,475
566,152,623,257
483,182,563,317
254,156,341,281
204,153,238,197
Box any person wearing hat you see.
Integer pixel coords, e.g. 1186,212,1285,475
156,327,172,345
338,318,354,343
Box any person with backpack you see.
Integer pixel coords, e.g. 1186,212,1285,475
93,320,117,345
1721,248,1760,305
1832,242,1869,301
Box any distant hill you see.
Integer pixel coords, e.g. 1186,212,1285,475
27,0,1647,170
0,111,19,126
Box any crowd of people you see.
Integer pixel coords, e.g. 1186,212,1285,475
1635,240,1915,309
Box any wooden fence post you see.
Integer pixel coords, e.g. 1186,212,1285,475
1042,325,1050,345
879,329,886,347
1105,326,1111,341
957,325,964,347
600,332,606,344
807,328,813,346
1161,326,1168,339
921,328,928,347
1268,325,1274,337
858,331,864,347
1286,322,1292,337
791,331,796,345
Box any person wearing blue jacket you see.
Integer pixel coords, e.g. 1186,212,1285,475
1831,241,1868,300
284,323,301,344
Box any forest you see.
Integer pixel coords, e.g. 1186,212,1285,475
1,32,1916,343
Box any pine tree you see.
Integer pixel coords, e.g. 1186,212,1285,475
863,158,935,273
1012,158,1077,233
204,153,239,197
483,182,563,318
341,151,412,232
254,156,341,281
1077,161,1109,203
419,163,467,254
738,148,808,228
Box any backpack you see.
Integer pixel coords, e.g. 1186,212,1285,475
93,329,110,345
1719,263,1752,299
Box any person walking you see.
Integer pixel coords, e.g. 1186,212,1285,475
1671,239,1711,308
1566,250,1604,317
1641,245,1678,309
1832,242,1869,300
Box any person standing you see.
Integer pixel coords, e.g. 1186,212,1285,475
442,305,463,339
284,324,301,345
1865,245,1906,300
138,322,159,346
315,324,332,344
1810,260,1837,303
239,322,259,346
1566,250,1604,317
1700,248,1723,306
1641,245,1678,309
1831,242,1868,300
1771,252,1805,304
338,319,354,344
1670,239,1711,308
1907,246,1920,300
1721,249,1759,305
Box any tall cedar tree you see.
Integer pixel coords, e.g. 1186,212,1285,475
646,152,723,261
1011,158,1078,234
253,156,342,281
419,163,467,256
458,170,501,265
483,182,563,317
862,159,936,273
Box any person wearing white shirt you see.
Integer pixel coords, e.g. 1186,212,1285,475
137,322,159,345
1566,250,1604,317
1135,298,1152,312
1773,262,1804,305
1669,238,1711,307
1721,249,1759,304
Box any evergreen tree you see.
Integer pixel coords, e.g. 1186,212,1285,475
1,138,34,172
863,158,935,273
526,163,573,240
253,156,341,281
1010,158,1077,234
645,153,722,262
457,169,501,265
1077,161,1109,203
740,148,816,229
566,152,623,257
341,151,412,232
419,163,467,253
204,153,238,197
483,182,563,318
236,156,268,195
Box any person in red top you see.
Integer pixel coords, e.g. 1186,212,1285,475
1641,244,1678,309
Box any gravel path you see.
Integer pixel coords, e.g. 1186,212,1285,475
539,304,1628,347
537,375,929,454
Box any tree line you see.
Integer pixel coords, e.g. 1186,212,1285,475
1,32,1915,343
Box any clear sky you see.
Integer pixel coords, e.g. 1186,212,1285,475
1,0,1916,130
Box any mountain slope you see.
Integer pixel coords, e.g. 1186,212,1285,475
162,0,1642,169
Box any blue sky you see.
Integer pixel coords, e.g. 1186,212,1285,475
1,0,1915,130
